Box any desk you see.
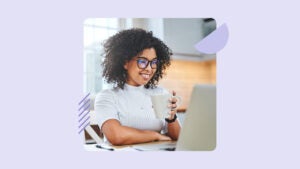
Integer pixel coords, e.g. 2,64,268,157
84,140,177,151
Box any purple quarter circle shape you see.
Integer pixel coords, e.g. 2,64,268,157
195,23,229,54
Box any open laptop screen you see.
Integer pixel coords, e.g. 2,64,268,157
176,84,216,151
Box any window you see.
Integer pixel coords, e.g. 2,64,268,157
83,18,122,94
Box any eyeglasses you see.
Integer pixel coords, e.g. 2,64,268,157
136,57,159,69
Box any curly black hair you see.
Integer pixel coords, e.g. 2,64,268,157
101,28,173,89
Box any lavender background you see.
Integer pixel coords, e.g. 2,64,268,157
1,0,299,168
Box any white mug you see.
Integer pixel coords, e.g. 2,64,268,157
151,93,182,119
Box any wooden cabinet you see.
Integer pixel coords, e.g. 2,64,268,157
159,59,216,111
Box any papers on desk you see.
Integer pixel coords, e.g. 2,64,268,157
116,147,141,151
95,144,140,151
131,142,176,151
93,141,176,151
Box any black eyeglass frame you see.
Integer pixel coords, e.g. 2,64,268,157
136,57,159,69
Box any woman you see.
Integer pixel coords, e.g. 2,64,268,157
94,28,181,146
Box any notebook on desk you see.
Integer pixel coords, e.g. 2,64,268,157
131,84,216,151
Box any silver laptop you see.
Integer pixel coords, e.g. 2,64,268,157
132,84,216,151
176,84,216,151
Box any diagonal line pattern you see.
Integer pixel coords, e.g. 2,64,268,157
79,103,90,116
78,93,90,105
78,110,90,123
78,116,90,128
77,93,91,135
78,98,90,111
78,122,90,134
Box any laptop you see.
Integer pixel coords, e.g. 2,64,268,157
131,84,216,151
